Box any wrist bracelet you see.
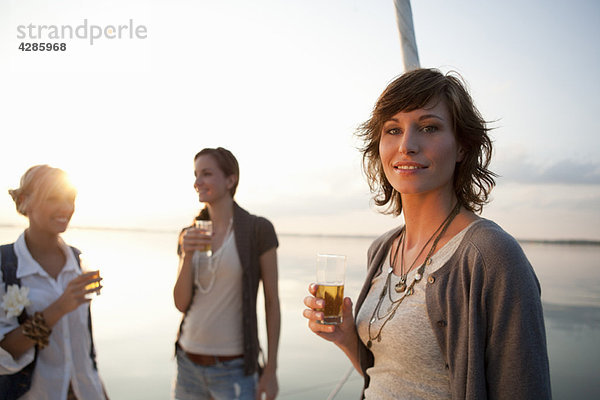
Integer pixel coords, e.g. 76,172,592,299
22,311,52,349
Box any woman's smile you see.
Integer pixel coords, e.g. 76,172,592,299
392,161,427,173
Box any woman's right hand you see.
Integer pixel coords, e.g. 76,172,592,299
54,272,102,315
181,227,212,257
303,283,356,346
303,283,363,374
174,227,210,312
0,271,102,360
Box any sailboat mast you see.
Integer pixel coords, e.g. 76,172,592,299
393,0,420,71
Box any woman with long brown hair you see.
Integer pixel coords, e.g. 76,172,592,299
173,147,280,400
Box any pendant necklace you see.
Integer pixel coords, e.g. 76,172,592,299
393,225,436,294
367,201,461,349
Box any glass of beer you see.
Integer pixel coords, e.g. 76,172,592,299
315,254,346,325
193,219,213,271
80,256,101,299
194,219,213,255
85,270,101,294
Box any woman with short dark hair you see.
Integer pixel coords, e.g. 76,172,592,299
304,69,551,399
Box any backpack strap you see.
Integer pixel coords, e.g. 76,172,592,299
0,244,29,325
0,244,36,400
68,246,97,370
1,244,19,289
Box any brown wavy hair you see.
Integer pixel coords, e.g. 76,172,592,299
357,68,496,215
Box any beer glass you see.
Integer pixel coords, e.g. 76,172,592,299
316,254,346,325
80,256,101,299
192,220,213,269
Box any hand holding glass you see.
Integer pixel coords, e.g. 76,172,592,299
316,254,346,325
192,220,213,269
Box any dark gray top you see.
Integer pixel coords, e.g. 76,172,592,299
355,219,552,399
231,202,279,375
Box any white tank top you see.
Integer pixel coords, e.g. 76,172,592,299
179,229,244,355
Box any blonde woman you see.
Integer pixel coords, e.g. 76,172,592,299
0,165,105,399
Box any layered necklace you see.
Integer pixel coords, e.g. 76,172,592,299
195,218,233,294
366,201,461,349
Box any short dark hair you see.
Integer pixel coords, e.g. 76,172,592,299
357,68,496,215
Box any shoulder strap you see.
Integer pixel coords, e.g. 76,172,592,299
0,244,37,400
67,245,97,370
1,244,20,290
0,244,29,325
69,246,82,266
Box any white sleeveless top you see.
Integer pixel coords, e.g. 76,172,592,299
179,229,244,355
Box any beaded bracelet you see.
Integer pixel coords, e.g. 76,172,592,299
22,312,52,349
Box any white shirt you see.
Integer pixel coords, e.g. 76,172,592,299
0,232,104,400
179,229,244,355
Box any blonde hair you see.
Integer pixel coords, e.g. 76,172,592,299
8,165,76,216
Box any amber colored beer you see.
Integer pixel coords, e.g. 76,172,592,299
198,243,212,253
85,270,101,294
316,284,344,325
194,220,213,255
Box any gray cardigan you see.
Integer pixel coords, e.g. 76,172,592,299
355,219,552,399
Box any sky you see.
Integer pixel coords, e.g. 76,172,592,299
0,0,599,240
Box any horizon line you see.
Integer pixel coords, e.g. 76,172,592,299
1,223,599,246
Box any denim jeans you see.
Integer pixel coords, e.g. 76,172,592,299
174,348,257,400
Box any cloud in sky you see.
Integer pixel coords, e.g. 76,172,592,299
494,157,600,185
483,181,600,241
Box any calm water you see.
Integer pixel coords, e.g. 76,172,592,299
1,226,599,400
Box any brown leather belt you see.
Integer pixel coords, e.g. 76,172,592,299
186,352,244,366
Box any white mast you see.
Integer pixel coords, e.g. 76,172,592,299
393,0,420,71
